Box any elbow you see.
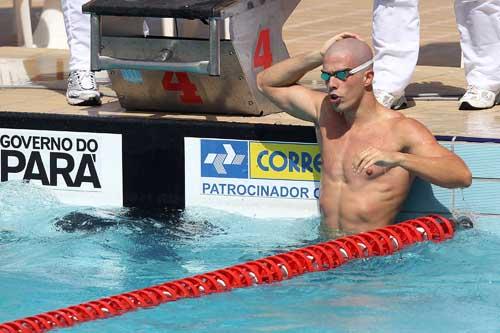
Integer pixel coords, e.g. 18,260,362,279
440,170,472,189
453,168,472,188
256,70,273,95
461,169,473,188
453,160,472,188
256,72,266,94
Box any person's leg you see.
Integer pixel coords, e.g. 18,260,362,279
456,0,500,110
372,0,420,109
61,0,101,105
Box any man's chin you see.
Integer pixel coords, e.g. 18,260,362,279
331,103,345,114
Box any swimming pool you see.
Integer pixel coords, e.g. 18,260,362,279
1,181,499,332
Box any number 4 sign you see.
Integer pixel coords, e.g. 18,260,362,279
162,72,203,104
253,29,273,70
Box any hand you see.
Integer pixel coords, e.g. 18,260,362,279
352,147,403,174
320,32,363,57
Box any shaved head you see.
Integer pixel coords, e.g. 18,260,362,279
324,38,373,68
321,37,375,115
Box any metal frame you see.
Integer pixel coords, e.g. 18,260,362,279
90,14,221,76
87,0,300,115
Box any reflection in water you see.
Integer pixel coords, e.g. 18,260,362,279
54,207,227,241
54,211,119,233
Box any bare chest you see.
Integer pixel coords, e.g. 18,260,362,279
317,125,402,183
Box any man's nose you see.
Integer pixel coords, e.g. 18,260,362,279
327,77,339,90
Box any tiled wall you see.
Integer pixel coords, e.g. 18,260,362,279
399,141,500,229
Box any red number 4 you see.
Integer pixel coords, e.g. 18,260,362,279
162,72,203,104
253,29,273,70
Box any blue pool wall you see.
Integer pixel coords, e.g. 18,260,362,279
398,136,500,231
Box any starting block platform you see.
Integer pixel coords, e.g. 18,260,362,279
83,0,300,115
84,0,252,19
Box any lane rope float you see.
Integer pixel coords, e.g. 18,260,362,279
0,215,460,333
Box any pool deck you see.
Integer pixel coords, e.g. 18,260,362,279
1,0,499,139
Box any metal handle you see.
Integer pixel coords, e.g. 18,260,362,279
90,15,221,76
208,18,221,76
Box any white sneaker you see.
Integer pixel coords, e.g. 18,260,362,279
459,86,500,110
66,70,102,106
374,90,408,110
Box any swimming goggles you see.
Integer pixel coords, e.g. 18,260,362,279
320,59,373,82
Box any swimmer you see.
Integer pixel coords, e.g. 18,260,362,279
257,32,472,235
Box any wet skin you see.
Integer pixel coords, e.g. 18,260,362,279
316,100,412,233
256,35,471,236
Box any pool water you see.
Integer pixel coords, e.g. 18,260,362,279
0,181,499,332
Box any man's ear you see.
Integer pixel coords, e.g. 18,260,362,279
363,70,374,87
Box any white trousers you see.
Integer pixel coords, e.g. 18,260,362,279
60,1,173,71
372,0,500,95
61,0,91,71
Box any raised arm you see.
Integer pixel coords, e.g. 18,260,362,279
256,32,361,124
353,118,472,188
256,51,324,123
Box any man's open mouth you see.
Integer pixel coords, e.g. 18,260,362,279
329,93,341,103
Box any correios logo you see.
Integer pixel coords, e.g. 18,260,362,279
204,143,245,175
200,139,321,181
0,133,101,189
201,139,248,179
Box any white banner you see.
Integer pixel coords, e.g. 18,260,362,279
0,128,123,206
185,137,320,218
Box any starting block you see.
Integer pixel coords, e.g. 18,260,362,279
83,0,301,115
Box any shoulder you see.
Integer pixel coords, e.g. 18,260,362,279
379,111,429,137
391,116,437,148
393,116,431,134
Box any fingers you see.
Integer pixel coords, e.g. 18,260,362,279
352,148,365,173
331,32,361,46
321,37,338,56
352,147,377,174
353,149,402,175
337,32,361,40
358,155,377,173
354,147,380,174
321,32,363,56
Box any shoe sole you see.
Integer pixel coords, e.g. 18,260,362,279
459,98,499,111
459,93,500,111
458,102,486,110
66,91,102,106
391,96,408,110
67,96,102,106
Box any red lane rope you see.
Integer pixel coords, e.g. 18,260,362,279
0,215,455,333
